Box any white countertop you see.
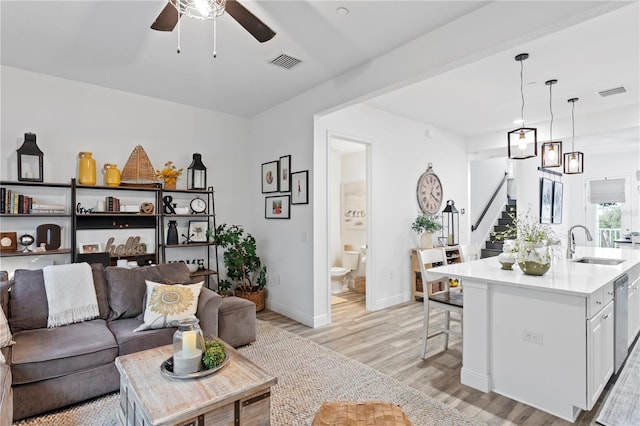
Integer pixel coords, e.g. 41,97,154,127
427,246,640,296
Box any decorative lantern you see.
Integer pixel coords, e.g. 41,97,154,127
17,133,44,182
187,153,207,190
172,318,205,374
441,200,459,246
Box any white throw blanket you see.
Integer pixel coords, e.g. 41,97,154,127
43,263,99,328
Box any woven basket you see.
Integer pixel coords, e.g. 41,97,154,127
312,401,412,426
121,145,157,183
354,276,366,293
235,288,265,312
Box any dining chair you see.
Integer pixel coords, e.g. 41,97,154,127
632,235,640,249
418,248,463,359
459,243,480,262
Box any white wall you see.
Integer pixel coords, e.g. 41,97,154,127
0,66,251,272
469,157,509,248
316,104,469,323
340,150,367,258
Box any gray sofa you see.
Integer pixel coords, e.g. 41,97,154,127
0,263,257,421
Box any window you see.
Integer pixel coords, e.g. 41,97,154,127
596,203,621,247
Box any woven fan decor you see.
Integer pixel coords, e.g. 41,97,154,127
121,145,157,183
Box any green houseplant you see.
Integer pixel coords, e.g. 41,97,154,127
211,224,267,311
412,214,442,248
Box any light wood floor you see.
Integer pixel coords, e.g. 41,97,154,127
258,290,613,425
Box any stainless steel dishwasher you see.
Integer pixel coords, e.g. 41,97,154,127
614,273,628,373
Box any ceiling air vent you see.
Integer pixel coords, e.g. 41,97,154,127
270,53,302,70
598,86,627,97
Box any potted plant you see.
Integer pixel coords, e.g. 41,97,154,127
211,224,267,311
492,209,559,276
411,214,442,248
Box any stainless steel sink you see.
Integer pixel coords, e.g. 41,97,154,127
572,257,625,265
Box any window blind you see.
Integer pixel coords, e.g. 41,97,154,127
589,178,626,204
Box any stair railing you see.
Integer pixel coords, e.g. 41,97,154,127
471,172,508,231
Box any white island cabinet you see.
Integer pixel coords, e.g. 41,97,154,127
426,247,640,422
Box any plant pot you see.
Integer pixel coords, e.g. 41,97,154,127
235,288,265,312
517,241,551,276
164,178,176,190
421,232,433,249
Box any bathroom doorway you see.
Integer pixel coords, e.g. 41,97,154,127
328,135,369,314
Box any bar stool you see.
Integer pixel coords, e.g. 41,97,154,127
418,248,463,359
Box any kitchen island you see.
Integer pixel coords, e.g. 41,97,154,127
426,246,640,422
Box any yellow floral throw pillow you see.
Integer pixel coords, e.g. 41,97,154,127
133,280,203,332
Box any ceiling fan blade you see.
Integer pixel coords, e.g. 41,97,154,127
225,0,276,43
151,1,180,32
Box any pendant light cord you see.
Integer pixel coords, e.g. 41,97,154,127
549,83,554,141
520,59,525,126
571,100,575,151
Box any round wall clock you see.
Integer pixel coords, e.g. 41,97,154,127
190,197,207,214
416,163,443,215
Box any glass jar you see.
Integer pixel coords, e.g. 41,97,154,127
78,152,96,185
172,318,205,374
103,163,121,187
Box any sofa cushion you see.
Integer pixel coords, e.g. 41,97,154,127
218,296,256,348
108,318,175,356
134,281,203,332
0,304,12,349
105,264,192,321
9,267,109,332
10,319,118,385
9,269,49,332
90,263,110,320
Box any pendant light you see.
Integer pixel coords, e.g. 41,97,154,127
563,98,584,174
507,53,537,159
541,80,562,168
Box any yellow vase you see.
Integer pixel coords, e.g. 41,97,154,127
104,163,121,187
78,152,96,185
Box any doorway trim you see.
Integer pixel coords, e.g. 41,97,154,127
326,130,373,321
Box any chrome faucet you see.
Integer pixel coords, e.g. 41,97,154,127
567,225,593,258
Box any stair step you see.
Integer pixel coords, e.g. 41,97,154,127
493,224,510,232
498,218,514,226
481,248,501,259
507,199,517,206
485,241,504,250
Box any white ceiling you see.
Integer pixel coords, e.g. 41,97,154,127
1,1,639,147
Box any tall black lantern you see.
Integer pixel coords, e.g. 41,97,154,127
187,153,207,190
442,199,459,246
17,133,44,182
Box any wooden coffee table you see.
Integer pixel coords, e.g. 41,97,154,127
115,343,277,426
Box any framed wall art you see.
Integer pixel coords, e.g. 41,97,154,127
265,195,290,219
552,181,563,224
261,161,279,193
79,242,101,254
539,177,553,224
279,155,291,192
0,232,17,252
291,170,308,205
188,220,209,243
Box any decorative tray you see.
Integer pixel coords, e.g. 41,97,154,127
160,353,230,379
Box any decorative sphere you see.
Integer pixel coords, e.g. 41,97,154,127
19,234,34,247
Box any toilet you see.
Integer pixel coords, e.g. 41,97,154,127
331,250,360,294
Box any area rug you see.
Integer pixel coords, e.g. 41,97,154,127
14,320,483,426
596,339,640,426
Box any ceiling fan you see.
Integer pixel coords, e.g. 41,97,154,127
151,0,276,43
